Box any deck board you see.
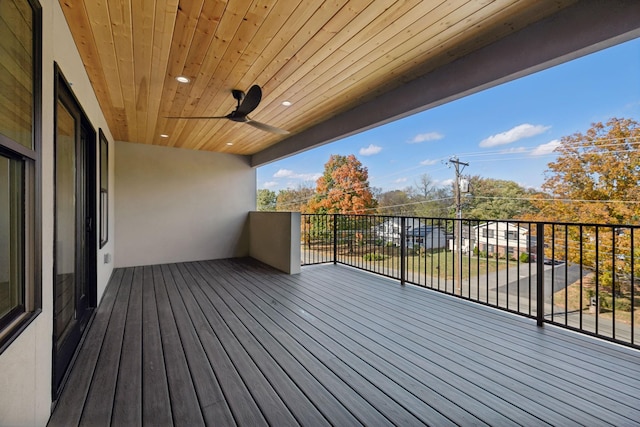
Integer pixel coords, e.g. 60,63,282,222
141,266,173,427
49,258,640,426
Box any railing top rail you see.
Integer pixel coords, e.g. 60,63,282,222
301,213,640,229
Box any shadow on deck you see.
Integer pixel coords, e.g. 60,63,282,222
49,258,640,426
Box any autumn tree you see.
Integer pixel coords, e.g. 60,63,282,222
307,154,377,214
527,118,640,296
532,117,640,224
257,189,277,211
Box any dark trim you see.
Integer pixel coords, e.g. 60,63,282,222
0,0,43,355
99,129,109,248
0,135,35,158
52,64,98,399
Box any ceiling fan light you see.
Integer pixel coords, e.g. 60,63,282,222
175,76,190,83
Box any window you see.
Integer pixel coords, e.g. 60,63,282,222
505,230,519,240
0,154,24,328
99,129,108,248
481,228,495,238
0,0,41,352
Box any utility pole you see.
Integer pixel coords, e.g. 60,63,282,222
449,156,469,293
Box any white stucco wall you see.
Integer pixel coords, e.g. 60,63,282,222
0,1,116,425
114,141,255,268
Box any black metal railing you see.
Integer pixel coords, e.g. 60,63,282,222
301,214,639,349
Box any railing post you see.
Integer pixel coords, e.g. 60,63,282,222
536,223,545,326
333,213,338,264
400,217,406,285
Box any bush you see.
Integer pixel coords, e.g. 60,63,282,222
614,298,632,312
363,253,385,261
519,253,530,263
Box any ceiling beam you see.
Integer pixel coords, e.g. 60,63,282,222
251,0,640,167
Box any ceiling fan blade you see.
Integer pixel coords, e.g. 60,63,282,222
165,116,228,119
236,85,262,116
246,119,290,135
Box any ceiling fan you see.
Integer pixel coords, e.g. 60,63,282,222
166,85,289,135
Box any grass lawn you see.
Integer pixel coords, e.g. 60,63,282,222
553,273,640,326
327,243,519,280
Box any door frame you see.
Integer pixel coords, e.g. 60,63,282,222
52,64,97,399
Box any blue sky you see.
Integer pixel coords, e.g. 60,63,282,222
257,38,640,193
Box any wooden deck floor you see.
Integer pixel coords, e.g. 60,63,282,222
49,258,640,426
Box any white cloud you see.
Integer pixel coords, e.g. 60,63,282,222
531,139,561,156
262,181,278,188
479,124,550,147
273,168,321,181
408,132,444,143
359,144,382,156
273,168,294,178
420,159,438,166
394,177,407,184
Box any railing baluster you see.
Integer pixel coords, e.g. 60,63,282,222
632,228,635,345
536,223,545,327
400,217,406,286
299,213,638,349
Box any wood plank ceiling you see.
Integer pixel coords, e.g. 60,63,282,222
59,0,576,156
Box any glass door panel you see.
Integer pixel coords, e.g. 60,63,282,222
54,100,76,347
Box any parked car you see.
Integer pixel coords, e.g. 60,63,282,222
543,258,564,265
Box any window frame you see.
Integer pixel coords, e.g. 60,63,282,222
0,0,42,354
505,230,519,240
481,228,495,238
99,129,108,248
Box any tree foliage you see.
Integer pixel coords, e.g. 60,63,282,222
275,185,315,212
307,154,377,214
465,176,538,220
376,190,413,216
531,117,640,224
375,174,453,217
525,118,640,295
256,189,277,211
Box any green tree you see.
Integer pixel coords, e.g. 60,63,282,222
275,185,314,212
307,154,377,214
377,189,414,216
415,186,453,218
256,189,276,211
465,176,536,219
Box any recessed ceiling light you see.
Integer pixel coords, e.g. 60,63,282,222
160,134,169,138
226,142,234,146
175,76,190,83
282,101,292,106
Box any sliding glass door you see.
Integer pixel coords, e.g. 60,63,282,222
53,70,96,395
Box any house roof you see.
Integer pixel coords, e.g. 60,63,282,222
58,1,640,164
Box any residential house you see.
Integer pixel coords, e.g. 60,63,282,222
448,226,476,254
0,1,638,425
375,218,447,250
474,221,537,259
